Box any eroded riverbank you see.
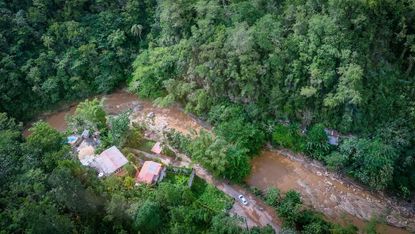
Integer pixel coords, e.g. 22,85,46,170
247,150,414,234
24,89,414,233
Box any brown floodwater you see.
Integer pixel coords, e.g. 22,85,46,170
23,91,139,136
23,89,413,233
247,151,412,234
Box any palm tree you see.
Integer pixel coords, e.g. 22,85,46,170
41,35,54,49
131,24,143,40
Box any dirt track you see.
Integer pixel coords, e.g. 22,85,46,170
28,89,414,233
129,147,281,231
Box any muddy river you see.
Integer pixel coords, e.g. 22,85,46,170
247,151,413,234
24,90,414,233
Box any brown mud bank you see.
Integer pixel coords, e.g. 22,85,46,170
247,150,414,234
23,90,139,136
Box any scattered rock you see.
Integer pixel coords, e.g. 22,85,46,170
330,194,338,203
133,102,142,112
147,112,155,119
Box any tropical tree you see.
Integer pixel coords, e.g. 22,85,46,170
134,200,162,233
108,111,131,147
277,190,302,228
131,24,143,39
67,98,106,132
304,124,331,160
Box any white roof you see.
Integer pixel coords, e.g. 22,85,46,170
91,146,128,175
82,129,90,136
80,155,95,166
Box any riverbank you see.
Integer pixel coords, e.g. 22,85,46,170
248,149,414,234
24,89,414,233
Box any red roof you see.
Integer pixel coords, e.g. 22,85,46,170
151,142,162,154
136,161,163,184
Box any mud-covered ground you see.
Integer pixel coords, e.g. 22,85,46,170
248,150,414,233
25,89,415,233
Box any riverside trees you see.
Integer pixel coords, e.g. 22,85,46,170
1,110,277,233
0,0,156,121
129,0,415,197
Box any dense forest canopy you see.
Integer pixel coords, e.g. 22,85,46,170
129,0,415,196
0,111,277,233
0,0,155,120
131,0,415,134
1,0,415,232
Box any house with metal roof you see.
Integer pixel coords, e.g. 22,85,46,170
90,146,128,177
324,128,340,146
135,161,166,185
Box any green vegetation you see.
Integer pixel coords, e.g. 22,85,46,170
277,191,303,228
2,0,415,232
304,124,331,160
331,137,398,191
107,110,131,147
126,0,415,196
67,98,107,132
272,124,305,152
123,124,145,149
0,1,155,121
166,129,251,183
0,110,276,233
136,139,156,153
264,187,281,207
254,188,358,234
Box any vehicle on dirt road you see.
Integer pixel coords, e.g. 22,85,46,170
238,194,248,205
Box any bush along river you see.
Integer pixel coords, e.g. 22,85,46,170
24,89,414,234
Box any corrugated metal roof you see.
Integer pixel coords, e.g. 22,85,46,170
136,161,163,184
93,146,128,175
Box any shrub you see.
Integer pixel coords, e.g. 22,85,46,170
304,124,331,160
124,126,144,149
165,129,191,154
325,152,349,170
272,124,304,152
162,146,176,158
222,145,251,182
215,119,265,156
277,190,302,228
297,210,331,234
331,223,358,234
338,137,398,190
123,163,136,177
107,111,130,147
66,98,106,132
250,186,263,197
264,187,281,207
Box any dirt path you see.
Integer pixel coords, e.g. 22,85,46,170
27,89,414,233
129,94,414,234
128,148,281,231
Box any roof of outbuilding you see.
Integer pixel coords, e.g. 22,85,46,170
151,142,163,154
